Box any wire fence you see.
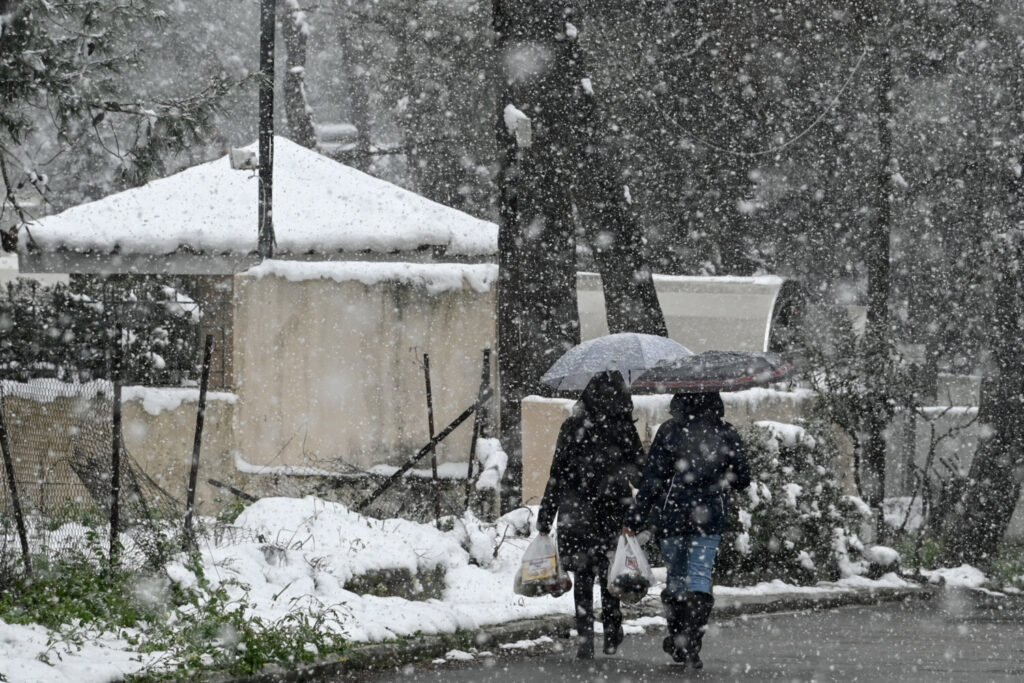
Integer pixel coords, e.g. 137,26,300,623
0,377,184,580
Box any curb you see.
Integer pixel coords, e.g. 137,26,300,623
201,584,935,682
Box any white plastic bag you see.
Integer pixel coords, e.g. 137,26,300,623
513,534,572,597
607,534,654,603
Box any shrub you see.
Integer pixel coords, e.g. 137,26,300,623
717,419,873,585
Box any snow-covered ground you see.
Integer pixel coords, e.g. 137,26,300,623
0,496,989,683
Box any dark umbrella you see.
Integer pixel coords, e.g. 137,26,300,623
630,350,796,393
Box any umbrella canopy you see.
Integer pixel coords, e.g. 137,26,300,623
540,333,693,391
630,350,796,394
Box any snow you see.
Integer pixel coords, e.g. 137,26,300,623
755,420,818,452
22,137,497,258
0,493,961,683
0,620,156,683
245,259,498,294
864,545,901,568
0,381,236,415
474,438,508,491
920,564,988,588
782,482,803,508
502,104,532,148
122,386,237,416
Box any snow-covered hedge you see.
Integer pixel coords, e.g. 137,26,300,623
717,420,875,585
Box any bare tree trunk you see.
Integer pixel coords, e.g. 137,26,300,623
279,0,316,148
568,15,667,337
338,22,372,172
863,43,894,537
942,235,1024,567
495,0,581,509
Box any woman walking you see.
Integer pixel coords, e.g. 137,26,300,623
536,370,645,659
624,391,751,669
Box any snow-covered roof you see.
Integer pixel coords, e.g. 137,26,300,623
19,137,496,273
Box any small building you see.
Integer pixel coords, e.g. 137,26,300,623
16,138,498,511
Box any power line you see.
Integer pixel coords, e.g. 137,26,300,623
653,46,870,159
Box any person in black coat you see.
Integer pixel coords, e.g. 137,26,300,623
536,370,645,659
624,391,751,670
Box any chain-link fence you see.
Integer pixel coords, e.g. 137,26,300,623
0,377,184,578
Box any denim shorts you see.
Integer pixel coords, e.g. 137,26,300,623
660,534,722,598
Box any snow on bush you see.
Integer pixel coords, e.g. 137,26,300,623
717,420,873,585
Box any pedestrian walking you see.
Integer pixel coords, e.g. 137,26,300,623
624,391,751,669
536,370,645,659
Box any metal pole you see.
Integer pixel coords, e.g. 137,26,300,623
358,387,492,512
183,335,214,551
258,0,275,258
109,328,123,568
465,348,492,509
0,394,31,577
423,354,441,525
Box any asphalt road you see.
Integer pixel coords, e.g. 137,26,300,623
352,590,1024,682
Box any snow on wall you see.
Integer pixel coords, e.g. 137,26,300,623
121,386,238,416
22,137,497,258
245,259,498,294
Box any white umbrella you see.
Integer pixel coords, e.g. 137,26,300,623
540,332,693,391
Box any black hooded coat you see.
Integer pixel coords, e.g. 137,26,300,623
536,372,645,572
628,392,751,539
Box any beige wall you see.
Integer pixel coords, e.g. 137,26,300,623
578,272,784,353
0,388,235,518
232,269,497,471
521,390,815,506
121,395,237,516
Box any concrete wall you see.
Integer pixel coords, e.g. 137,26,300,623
523,387,1024,540
232,266,497,471
521,389,814,506
577,272,784,352
0,385,235,518
121,391,237,516
885,406,1024,539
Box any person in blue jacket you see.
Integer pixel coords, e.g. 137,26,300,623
624,391,751,669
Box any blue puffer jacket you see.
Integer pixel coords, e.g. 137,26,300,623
628,392,751,539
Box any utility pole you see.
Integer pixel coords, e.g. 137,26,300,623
258,0,275,258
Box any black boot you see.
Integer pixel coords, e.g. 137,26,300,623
574,570,595,660
603,625,624,655
684,591,714,670
601,588,624,655
661,594,689,664
576,611,595,659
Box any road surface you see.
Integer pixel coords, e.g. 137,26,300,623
351,590,1024,682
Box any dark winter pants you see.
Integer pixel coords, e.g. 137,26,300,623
572,562,622,643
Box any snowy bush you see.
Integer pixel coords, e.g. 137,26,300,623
716,420,874,585
0,276,202,385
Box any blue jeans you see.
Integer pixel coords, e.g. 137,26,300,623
660,534,721,599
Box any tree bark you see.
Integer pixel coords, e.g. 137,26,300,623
863,43,894,536
941,235,1024,567
495,0,581,509
567,15,667,337
337,22,373,172
279,0,316,149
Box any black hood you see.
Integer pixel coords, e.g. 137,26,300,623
579,370,633,420
669,391,724,422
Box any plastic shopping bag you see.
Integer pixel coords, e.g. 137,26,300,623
607,534,654,604
513,533,572,597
